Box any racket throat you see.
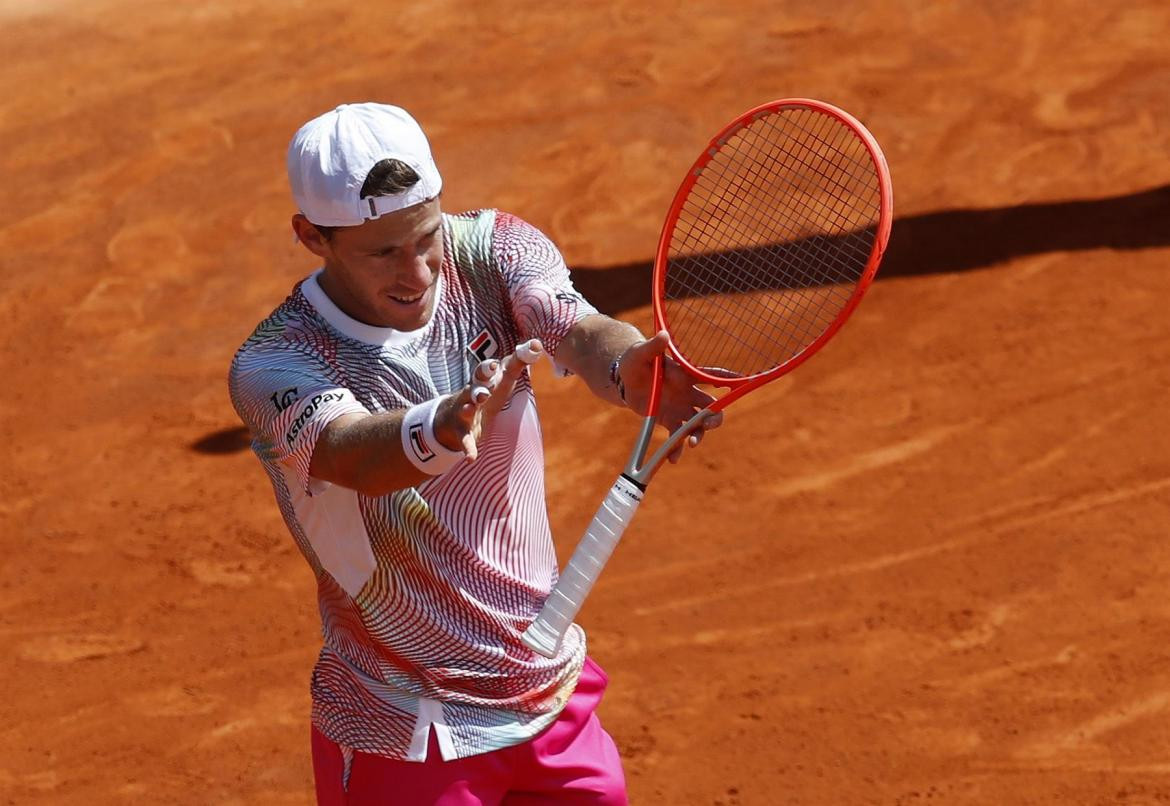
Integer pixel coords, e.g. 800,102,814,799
622,416,658,486
619,472,647,492
624,408,716,486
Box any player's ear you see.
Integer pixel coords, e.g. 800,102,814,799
292,214,333,259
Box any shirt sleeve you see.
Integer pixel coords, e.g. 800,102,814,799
229,347,370,495
492,212,599,375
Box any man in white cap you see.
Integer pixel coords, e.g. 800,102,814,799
229,102,720,804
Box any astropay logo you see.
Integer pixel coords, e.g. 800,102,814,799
285,392,348,446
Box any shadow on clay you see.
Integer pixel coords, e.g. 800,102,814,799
191,426,251,455
190,183,1170,453
570,182,1170,315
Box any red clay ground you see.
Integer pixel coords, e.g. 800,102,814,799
3,2,1170,803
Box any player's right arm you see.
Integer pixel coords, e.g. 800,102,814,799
311,348,531,493
231,345,534,499
310,351,532,497
310,406,452,497
308,392,471,497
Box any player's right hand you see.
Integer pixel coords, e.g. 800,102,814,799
433,340,543,462
618,331,722,464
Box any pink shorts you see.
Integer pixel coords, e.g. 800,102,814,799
311,657,627,805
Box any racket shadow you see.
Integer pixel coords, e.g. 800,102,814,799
570,182,1170,316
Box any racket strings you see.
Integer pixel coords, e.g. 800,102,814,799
709,112,874,276
698,111,873,248
669,121,866,360
669,236,856,360
663,106,882,377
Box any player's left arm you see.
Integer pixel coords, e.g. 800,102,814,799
557,316,723,457
495,211,719,456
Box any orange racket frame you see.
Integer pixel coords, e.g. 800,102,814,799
522,98,893,658
647,97,894,418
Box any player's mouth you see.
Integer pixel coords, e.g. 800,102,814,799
390,291,425,304
385,284,432,309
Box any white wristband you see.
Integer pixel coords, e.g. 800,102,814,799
401,396,465,475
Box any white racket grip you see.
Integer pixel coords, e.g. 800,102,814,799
522,475,644,657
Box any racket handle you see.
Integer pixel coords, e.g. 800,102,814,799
522,474,645,658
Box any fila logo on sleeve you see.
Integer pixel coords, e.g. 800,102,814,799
408,423,436,462
467,327,499,362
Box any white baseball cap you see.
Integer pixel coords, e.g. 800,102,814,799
287,103,443,227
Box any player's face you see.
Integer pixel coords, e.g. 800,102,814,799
313,198,444,331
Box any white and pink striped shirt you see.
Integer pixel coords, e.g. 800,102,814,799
229,210,598,761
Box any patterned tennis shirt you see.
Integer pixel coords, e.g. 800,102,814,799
229,210,597,761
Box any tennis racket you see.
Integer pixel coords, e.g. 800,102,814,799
522,98,894,658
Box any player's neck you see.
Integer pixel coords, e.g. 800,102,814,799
316,268,384,329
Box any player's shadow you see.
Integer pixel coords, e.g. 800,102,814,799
570,182,1170,316
191,426,251,454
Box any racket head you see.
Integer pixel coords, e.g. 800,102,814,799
649,98,893,414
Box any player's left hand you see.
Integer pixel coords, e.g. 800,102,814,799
617,331,723,463
455,340,543,461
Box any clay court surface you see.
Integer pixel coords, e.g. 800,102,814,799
3,2,1170,803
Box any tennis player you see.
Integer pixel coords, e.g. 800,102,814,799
229,102,721,805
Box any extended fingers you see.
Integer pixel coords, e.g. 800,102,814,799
470,359,503,405
473,341,544,420
515,339,543,366
494,340,543,391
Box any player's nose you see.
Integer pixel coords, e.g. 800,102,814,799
397,253,434,290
